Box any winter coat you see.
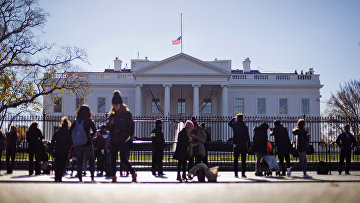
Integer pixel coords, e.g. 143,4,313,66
151,126,165,150
271,125,291,154
52,126,72,155
336,132,357,153
106,110,135,146
292,128,309,152
26,128,43,150
190,126,206,157
228,118,250,153
93,134,106,151
253,126,268,154
69,118,97,146
174,128,190,161
0,131,5,151
6,131,19,149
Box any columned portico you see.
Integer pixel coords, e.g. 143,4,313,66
221,85,229,117
164,84,171,116
193,84,200,117
135,84,142,116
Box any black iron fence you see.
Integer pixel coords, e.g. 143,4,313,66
1,115,360,171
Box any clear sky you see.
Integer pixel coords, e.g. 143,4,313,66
38,0,360,112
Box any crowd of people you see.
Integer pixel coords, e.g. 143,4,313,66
0,92,358,183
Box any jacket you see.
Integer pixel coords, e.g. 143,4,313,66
253,126,268,154
26,128,43,150
336,132,357,153
174,128,190,161
271,125,291,154
69,118,97,146
52,126,72,155
106,110,135,145
93,134,106,151
6,131,19,149
228,118,250,152
151,126,165,150
190,126,206,157
292,128,309,152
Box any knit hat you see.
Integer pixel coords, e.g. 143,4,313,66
155,119,162,126
185,120,194,130
112,90,123,105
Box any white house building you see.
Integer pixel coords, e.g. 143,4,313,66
43,53,322,118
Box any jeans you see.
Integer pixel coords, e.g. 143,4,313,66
255,152,263,173
234,145,247,176
54,152,68,181
74,144,95,181
278,152,291,174
292,152,307,174
177,160,187,175
6,148,16,173
28,148,42,175
94,150,106,173
110,141,135,176
338,150,351,173
152,149,164,173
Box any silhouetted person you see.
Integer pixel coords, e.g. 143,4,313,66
336,124,357,175
151,119,165,176
26,121,44,175
253,122,269,176
5,126,19,174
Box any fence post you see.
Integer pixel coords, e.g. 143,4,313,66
42,112,46,138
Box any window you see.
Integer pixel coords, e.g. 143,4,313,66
257,98,266,114
177,98,186,114
301,99,310,114
235,98,244,114
203,99,212,114
97,97,106,113
152,98,160,114
279,99,288,115
54,97,62,113
76,96,84,110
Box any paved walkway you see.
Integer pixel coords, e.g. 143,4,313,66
1,170,360,183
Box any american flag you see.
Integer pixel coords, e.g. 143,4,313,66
172,36,182,45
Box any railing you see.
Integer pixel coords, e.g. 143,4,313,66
1,115,359,170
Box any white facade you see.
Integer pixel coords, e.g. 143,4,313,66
43,53,322,117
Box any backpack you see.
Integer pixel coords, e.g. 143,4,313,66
317,161,329,175
71,120,88,147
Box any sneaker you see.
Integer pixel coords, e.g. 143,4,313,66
255,172,263,177
287,168,291,177
242,174,247,178
111,176,117,183
131,172,137,183
158,172,165,177
345,172,351,175
303,174,312,179
152,171,156,176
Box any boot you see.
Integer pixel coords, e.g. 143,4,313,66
131,172,137,183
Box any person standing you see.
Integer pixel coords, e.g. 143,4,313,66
270,120,292,176
69,105,97,183
253,123,269,176
289,119,311,178
173,120,194,181
93,130,106,176
151,119,165,176
52,117,72,182
0,129,6,175
106,90,137,183
336,124,357,175
5,125,19,174
26,121,44,176
188,121,206,170
201,122,211,165
228,114,250,178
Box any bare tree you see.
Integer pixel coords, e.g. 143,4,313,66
0,0,90,123
326,80,360,141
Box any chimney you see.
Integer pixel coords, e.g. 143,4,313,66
114,57,122,71
242,58,251,72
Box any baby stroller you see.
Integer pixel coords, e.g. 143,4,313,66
259,141,280,177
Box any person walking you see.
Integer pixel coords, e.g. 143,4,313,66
336,124,357,175
106,90,137,183
26,121,44,176
270,120,292,176
93,130,106,176
151,119,165,176
0,129,6,175
5,125,19,174
173,120,194,182
228,114,250,178
253,122,269,176
52,117,73,182
288,119,311,178
69,105,97,183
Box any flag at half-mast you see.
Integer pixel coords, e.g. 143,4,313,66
172,36,182,45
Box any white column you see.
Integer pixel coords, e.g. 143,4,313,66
164,84,171,117
135,84,142,116
193,84,200,117
221,85,229,117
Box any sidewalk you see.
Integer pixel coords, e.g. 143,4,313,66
1,170,360,183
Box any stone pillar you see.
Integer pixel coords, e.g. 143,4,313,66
164,84,171,117
135,84,142,116
221,85,229,117
193,84,200,117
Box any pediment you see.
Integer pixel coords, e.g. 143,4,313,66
134,53,230,76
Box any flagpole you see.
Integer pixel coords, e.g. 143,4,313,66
181,13,183,53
